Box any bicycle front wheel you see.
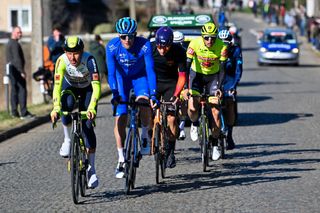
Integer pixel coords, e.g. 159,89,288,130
70,135,80,204
154,123,161,184
125,130,134,195
201,116,209,172
79,138,87,197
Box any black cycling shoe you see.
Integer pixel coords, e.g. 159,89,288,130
226,138,235,150
166,152,176,168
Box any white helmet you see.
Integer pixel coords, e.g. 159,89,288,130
173,31,184,43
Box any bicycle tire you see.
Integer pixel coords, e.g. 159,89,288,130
161,128,167,179
79,141,87,197
125,130,133,195
154,123,161,184
70,135,80,204
131,131,139,190
201,116,208,172
219,136,226,159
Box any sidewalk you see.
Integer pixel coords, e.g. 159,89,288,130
0,88,111,143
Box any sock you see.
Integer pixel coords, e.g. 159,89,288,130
118,148,124,162
179,120,185,130
141,124,149,139
89,153,96,173
63,125,71,141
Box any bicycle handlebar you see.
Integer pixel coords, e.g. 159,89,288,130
52,111,88,130
112,101,150,116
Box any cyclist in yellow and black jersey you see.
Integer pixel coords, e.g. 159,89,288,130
184,22,228,161
50,36,101,189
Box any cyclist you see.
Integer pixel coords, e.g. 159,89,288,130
50,36,101,189
151,27,186,168
107,17,158,178
173,31,188,140
185,22,228,161
218,29,243,150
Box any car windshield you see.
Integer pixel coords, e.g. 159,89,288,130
263,32,297,44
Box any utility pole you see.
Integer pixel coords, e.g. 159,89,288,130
31,0,44,104
156,0,161,14
129,0,136,20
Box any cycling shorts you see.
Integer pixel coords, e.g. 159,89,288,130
189,68,219,96
114,73,150,116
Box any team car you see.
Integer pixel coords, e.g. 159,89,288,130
148,14,214,49
258,28,300,66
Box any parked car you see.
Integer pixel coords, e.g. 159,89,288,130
258,28,299,66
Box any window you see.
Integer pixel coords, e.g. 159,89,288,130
8,7,31,32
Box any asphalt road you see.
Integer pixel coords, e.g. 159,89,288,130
1,13,320,212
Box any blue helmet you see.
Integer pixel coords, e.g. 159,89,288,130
116,17,137,34
218,29,232,42
155,26,173,47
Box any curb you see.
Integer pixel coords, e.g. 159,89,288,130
0,89,111,143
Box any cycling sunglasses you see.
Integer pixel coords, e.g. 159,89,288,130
119,33,136,40
203,36,216,41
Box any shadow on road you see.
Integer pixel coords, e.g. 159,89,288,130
238,81,292,87
237,112,313,126
237,95,272,103
0,162,16,167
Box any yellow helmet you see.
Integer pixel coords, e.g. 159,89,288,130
201,22,218,36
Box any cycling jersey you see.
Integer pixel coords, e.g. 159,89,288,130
151,42,186,84
186,37,228,75
107,36,156,97
223,44,243,92
53,52,101,112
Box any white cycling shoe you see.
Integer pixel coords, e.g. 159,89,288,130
59,138,71,157
178,130,186,140
115,162,125,179
88,174,99,189
212,146,221,161
190,124,198,142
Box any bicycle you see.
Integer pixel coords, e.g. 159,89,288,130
151,100,176,184
52,109,88,204
113,93,150,195
191,87,223,172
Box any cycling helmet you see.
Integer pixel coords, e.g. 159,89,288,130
64,36,84,52
116,17,137,34
155,26,173,46
218,29,232,42
173,31,185,43
201,22,218,36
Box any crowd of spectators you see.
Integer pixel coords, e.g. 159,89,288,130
248,0,320,51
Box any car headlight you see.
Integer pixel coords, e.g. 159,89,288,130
260,47,267,52
291,48,299,54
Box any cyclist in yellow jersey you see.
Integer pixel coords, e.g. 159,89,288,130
185,22,228,161
50,36,101,188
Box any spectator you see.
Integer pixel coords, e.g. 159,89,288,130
5,26,34,119
47,24,65,64
89,35,107,82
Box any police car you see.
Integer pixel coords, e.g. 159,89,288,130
258,28,299,66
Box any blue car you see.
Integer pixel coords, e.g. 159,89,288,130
258,28,299,66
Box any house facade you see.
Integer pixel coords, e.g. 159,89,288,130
0,0,32,35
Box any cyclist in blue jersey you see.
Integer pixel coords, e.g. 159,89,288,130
107,17,158,178
218,29,243,150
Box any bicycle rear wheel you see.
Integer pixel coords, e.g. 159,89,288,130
219,136,226,159
70,135,80,204
154,123,161,184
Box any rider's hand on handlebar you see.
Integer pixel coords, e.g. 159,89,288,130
87,109,96,120
111,95,121,106
215,89,222,98
50,108,60,127
181,89,189,101
150,95,160,109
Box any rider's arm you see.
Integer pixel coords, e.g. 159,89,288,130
106,42,119,97
173,47,187,97
231,47,243,89
144,41,157,96
87,56,101,113
217,44,228,90
52,56,66,111
186,43,196,90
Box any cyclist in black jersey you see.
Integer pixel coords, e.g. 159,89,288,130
151,26,187,168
